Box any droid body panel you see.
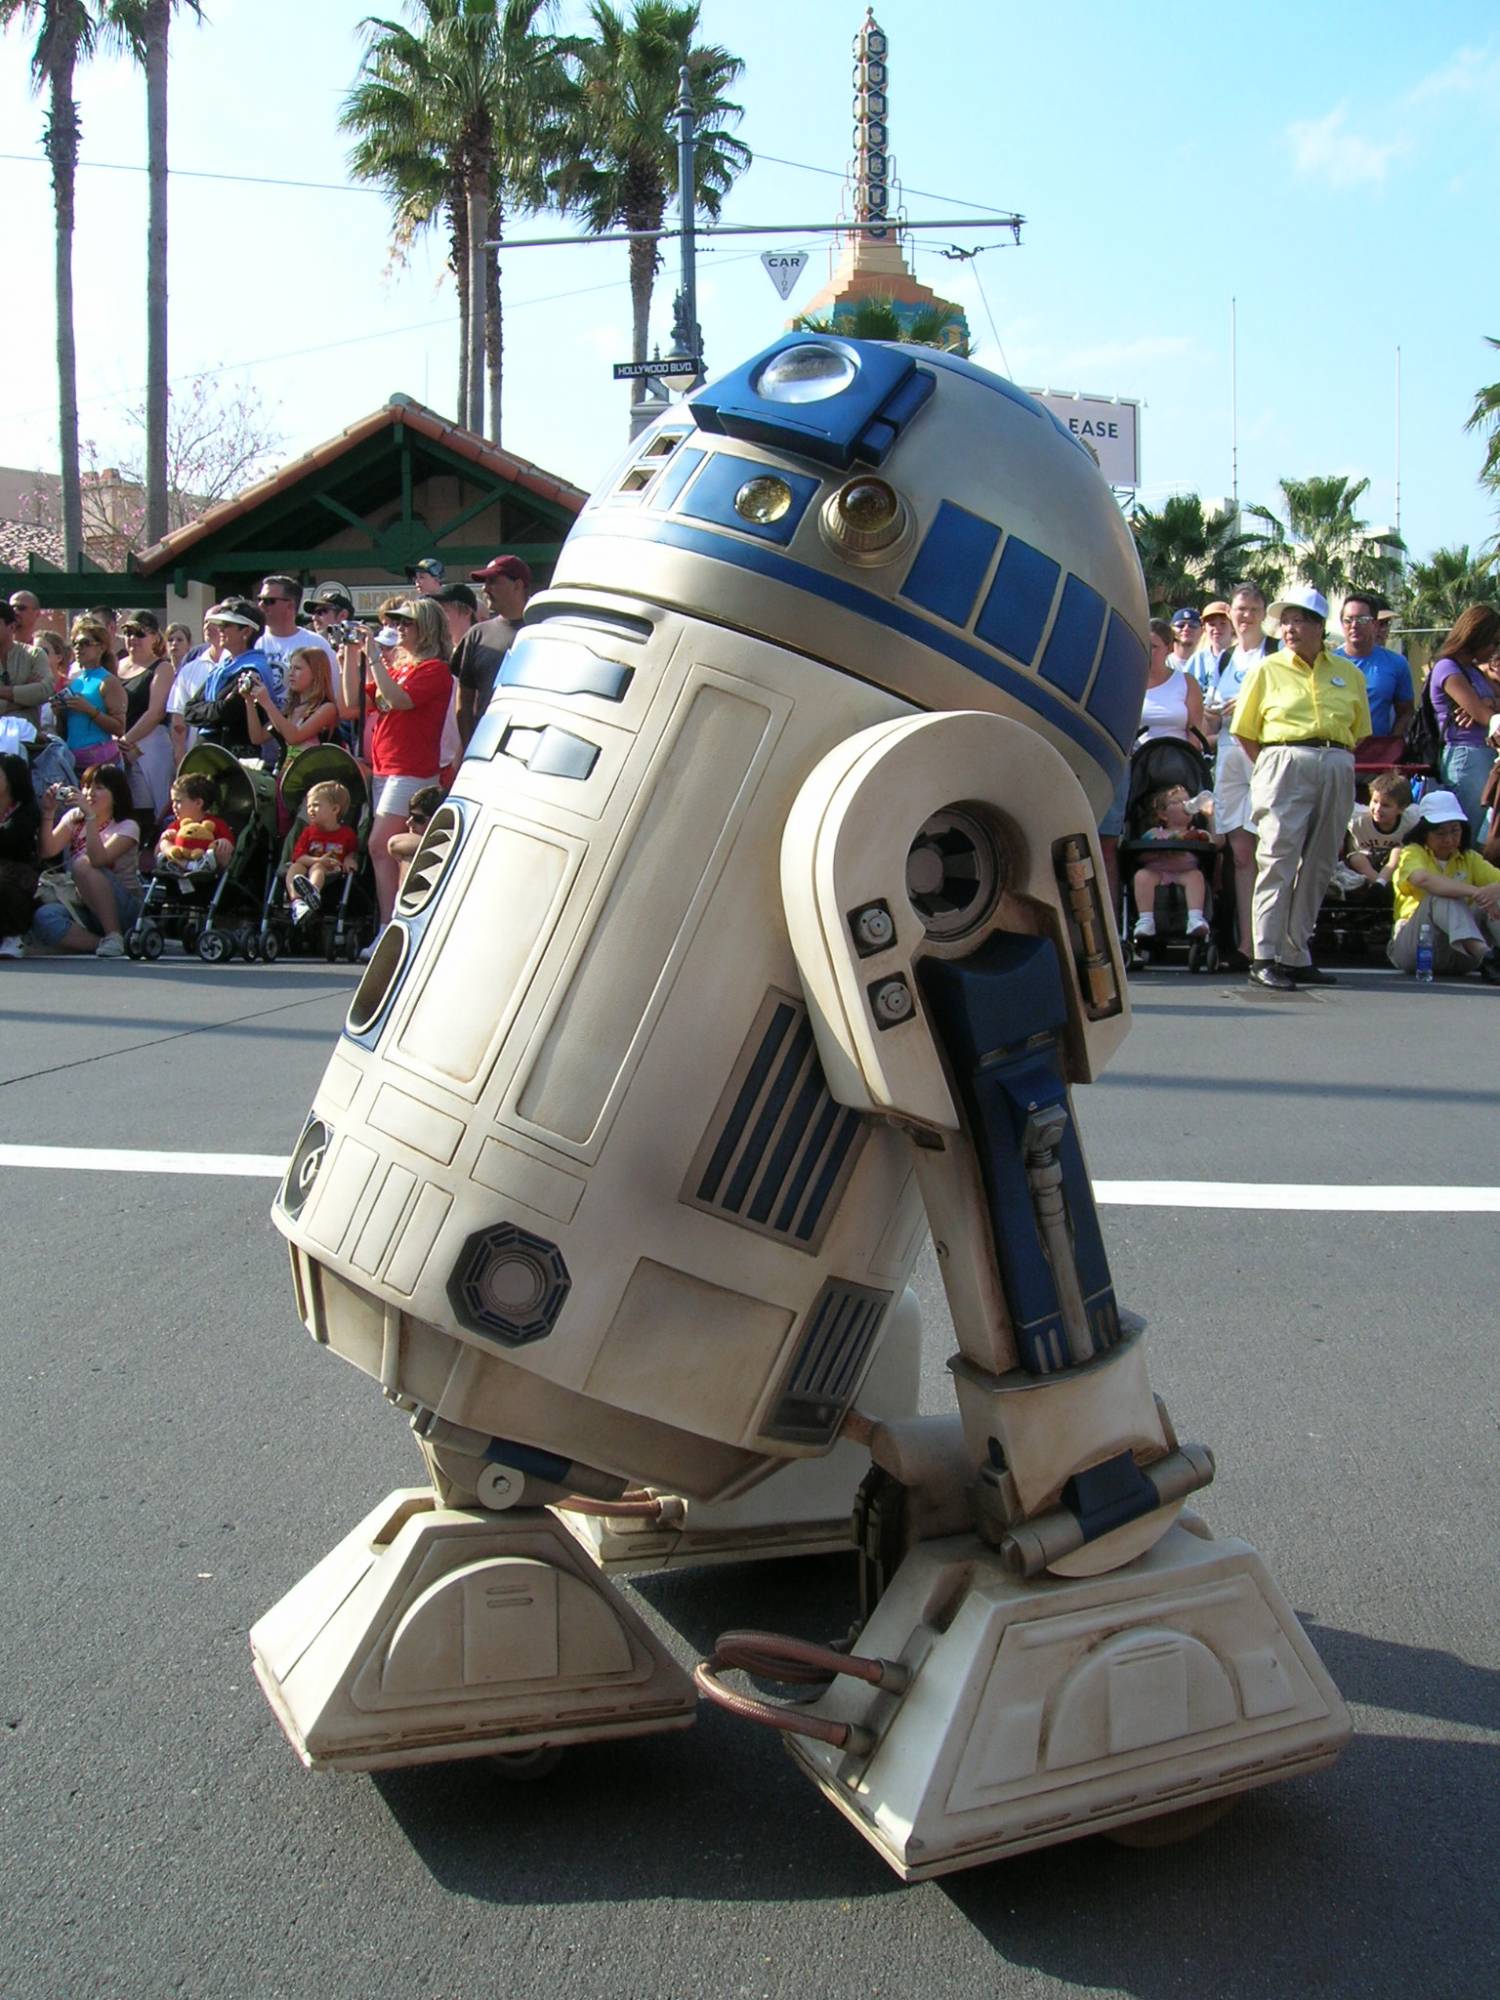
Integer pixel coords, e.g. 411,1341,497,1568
280,602,926,1502
255,336,1347,1864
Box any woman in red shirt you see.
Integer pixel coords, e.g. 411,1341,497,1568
364,597,451,934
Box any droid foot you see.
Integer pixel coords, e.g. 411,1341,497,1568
250,1488,696,1772
777,1517,1350,1880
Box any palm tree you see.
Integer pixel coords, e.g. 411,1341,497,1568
1246,473,1404,600
1,1,134,568
1400,545,1497,631
793,296,969,353
1466,335,1500,549
344,0,576,441
555,1,750,378
110,0,203,544
1128,493,1272,612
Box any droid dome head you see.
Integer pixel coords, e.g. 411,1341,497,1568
552,333,1150,813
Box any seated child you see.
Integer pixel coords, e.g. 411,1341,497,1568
383,783,441,892
1132,784,1219,941
1331,770,1418,894
155,773,233,878
1387,788,1500,980
286,779,359,925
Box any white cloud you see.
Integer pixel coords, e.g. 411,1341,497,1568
1287,106,1408,189
1406,43,1500,104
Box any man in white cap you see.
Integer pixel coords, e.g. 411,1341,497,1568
1232,584,1372,991
1387,788,1500,979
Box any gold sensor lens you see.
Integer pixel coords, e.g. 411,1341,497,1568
735,475,794,525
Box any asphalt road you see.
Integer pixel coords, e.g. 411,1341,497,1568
1,956,1496,2000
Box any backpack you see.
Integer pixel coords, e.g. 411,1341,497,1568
1402,675,1441,771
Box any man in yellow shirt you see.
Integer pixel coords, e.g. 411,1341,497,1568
1232,585,1373,992
1387,788,1500,979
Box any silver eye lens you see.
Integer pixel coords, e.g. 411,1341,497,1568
755,342,858,404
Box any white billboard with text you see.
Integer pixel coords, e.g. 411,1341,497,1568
1026,390,1140,489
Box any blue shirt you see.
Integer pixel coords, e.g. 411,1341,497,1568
1334,644,1412,738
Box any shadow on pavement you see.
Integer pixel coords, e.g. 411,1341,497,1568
373,1558,1497,1999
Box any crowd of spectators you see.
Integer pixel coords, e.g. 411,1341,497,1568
1106,584,1500,990
3,561,1497,993
0,552,533,962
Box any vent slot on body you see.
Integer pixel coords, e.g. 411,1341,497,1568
686,991,868,1253
395,803,462,916
761,1279,892,1443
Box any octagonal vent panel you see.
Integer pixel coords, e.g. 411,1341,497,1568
447,1222,571,1346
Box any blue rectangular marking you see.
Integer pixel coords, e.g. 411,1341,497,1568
975,536,1061,664
649,444,706,512
899,500,1000,626
679,454,819,545
1086,612,1150,752
1037,574,1107,699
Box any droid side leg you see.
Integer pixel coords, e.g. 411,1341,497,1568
749,712,1349,1880
249,1428,695,1774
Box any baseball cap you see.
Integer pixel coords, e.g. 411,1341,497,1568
1268,585,1330,624
435,582,479,613
305,581,353,611
408,557,446,581
1414,789,1466,826
1202,600,1232,619
375,625,401,648
469,555,533,588
1170,607,1201,628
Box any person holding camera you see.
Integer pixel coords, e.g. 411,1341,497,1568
363,598,451,942
182,602,281,759
244,646,341,754
33,764,143,956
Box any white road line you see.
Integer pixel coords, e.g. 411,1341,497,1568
1095,1180,1500,1212
3,1145,1497,1211
1,1144,287,1178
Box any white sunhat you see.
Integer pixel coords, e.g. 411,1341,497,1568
1268,584,1330,624
1414,789,1467,826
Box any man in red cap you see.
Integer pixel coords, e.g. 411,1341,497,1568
456,555,533,745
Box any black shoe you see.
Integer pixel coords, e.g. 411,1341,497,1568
1281,963,1338,986
1248,960,1295,992
1480,951,1500,986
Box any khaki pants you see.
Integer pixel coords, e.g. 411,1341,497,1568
1248,744,1355,968
1388,894,1500,973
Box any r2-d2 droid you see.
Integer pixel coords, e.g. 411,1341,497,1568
252,336,1348,1878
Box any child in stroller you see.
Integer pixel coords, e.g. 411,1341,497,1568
127,742,276,961
1132,785,1218,942
254,742,375,962
154,772,233,882
1119,736,1222,972
286,780,359,926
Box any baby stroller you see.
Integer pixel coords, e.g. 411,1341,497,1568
251,741,376,963
1118,735,1222,974
126,741,277,962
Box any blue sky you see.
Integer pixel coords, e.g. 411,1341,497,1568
2,0,1497,564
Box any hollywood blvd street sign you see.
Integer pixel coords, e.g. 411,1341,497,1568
612,358,703,382
760,250,809,300
1025,389,1141,489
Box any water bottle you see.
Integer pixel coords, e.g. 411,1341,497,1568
1415,919,1435,983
